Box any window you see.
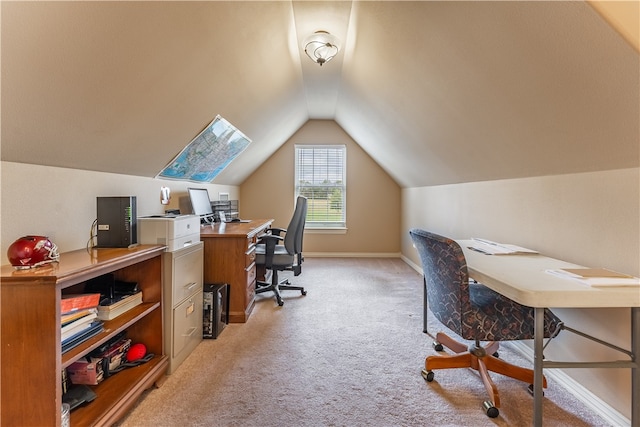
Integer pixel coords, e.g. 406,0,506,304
295,145,346,228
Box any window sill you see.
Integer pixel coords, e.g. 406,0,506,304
305,227,348,235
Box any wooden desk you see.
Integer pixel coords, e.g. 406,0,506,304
200,219,273,323
458,240,640,427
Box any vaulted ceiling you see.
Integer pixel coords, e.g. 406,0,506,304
2,1,638,188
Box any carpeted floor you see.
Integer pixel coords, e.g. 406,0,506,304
118,258,611,427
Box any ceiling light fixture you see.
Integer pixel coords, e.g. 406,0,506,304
303,31,340,66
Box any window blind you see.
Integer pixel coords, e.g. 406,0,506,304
295,145,346,228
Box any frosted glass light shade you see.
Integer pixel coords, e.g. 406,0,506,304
303,31,340,66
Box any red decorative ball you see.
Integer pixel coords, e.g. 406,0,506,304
126,343,147,362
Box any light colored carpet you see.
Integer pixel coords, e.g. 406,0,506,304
118,258,610,427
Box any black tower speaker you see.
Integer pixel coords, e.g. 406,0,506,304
96,196,137,248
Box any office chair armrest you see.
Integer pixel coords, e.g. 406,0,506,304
258,234,283,244
259,234,283,268
258,234,283,257
269,227,287,237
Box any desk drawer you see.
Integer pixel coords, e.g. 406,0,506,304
246,263,256,303
245,246,256,267
246,263,256,288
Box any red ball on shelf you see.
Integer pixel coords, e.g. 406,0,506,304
126,343,147,362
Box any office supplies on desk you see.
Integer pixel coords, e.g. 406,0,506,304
468,238,539,255
546,268,640,287
218,211,250,223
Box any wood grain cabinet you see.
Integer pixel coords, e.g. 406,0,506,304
0,245,168,427
162,241,203,374
200,219,272,323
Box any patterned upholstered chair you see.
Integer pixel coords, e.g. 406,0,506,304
409,228,563,418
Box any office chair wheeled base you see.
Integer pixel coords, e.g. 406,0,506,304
256,277,306,306
422,332,547,418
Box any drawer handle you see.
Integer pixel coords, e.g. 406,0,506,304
186,301,195,315
183,282,198,291
182,326,198,337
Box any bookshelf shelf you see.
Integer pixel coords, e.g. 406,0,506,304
1,245,168,427
69,355,167,426
61,302,160,369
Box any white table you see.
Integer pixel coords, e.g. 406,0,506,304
457,240,640,427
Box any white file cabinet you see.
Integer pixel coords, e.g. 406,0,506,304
163,241,203,374
138,214,203,374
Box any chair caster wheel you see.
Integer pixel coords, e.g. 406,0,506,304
483,401,499,418
277,299,284,306
421,369,434,382
492,351,499,358
433,341,443,352
527,384,544,397
301,290,307,296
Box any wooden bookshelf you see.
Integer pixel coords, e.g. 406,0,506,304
1,245,168,427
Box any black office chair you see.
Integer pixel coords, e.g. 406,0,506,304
255,196,308,306
409,228,564,418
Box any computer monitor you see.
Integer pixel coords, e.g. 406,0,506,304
188,188,214,224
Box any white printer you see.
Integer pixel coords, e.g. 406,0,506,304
137,214,200,251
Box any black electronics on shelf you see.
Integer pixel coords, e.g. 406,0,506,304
96,196,137,248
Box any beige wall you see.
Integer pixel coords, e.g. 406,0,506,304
401,167,640,420
0,161,238,259
2,157,636,419
240,120,401,256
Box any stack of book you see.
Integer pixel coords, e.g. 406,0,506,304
61,294,103,353
97,291,143,321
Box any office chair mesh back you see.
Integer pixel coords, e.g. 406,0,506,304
410,228,562,342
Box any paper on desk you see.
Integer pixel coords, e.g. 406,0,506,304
546,268,640,287
469,238,539,255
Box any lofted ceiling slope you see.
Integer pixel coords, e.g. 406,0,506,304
1,1,638,188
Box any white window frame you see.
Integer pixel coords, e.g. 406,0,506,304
295,145,346,229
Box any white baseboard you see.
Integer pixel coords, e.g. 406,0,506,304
401,254,422,274
508,341,630,427
303,252,401,258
